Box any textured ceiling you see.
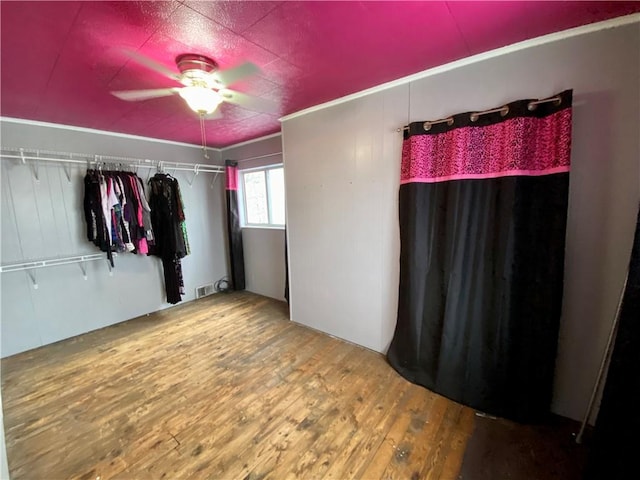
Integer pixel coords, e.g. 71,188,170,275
1,1,638,148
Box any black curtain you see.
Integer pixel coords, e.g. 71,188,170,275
387,90,573,422
284,226,289,304
586,203,640,479
225,160,245,290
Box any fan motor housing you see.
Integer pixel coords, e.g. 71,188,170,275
176,54,218,74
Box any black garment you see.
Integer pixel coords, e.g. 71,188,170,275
83,169,113,266
148,173,188,304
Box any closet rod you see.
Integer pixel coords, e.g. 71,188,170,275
0,253,114,273
0,148,224,174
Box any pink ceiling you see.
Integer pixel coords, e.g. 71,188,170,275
1,1,638,148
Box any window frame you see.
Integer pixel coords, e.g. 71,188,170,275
238,164,285,229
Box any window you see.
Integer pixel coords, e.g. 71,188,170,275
240,165,285,228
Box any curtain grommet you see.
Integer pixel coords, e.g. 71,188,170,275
423,122,432,131
500,106,509,117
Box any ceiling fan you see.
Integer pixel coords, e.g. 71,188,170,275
111,50,278,117
111,50,278,158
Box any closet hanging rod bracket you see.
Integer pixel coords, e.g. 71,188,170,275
78,261,88,280
19,147,40,183
27,269,38,290
63,163,72,183
210,171,220,189
31,158,40,183
187,164,200,187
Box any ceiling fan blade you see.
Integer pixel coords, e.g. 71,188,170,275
111,88,179,101
219,88,279,114
214,62,260,87
122,49,181,81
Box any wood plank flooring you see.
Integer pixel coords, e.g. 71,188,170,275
1,292,475,479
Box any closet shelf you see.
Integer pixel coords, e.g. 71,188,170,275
0,147,224,174
0,253,114,273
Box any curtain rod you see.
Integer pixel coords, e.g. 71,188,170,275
227,152,282,163
397,95,562,132
0,147,224,174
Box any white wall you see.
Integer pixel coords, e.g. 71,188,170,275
241,228,286,301
0,120,229,358
222,135,287,302
283,89,405,352
282,21,640,421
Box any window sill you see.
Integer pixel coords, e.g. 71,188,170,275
242,225,285,231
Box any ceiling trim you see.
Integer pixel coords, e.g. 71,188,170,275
0,116,222,151
221,132,282,152
280,13,640,122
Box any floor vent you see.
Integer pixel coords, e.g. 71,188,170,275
195,283,215,299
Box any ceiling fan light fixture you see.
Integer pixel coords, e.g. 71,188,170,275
176,53,219,89
178,86,222,114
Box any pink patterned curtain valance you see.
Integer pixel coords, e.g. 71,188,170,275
401,90,572,184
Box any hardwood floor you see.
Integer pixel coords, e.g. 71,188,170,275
2,292,475,479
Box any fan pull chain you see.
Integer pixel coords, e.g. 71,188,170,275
199,114,209,159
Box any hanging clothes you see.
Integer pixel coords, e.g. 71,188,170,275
83,168,154,267
148,173,190,304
